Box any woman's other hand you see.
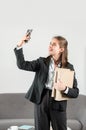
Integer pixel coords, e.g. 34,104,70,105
53,80,67,91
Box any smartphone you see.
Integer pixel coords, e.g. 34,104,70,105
24,29,33,43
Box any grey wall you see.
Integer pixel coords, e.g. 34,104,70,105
0,0,86,95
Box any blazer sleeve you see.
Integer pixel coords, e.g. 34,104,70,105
63,64,79,98
14,47,40,72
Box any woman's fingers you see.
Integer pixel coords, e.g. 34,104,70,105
53,81,66,91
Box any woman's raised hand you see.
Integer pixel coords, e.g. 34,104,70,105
17,34,31,47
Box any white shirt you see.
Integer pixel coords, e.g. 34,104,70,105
45,58,69,94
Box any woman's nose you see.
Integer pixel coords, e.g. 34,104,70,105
49,45,52,49
49,44,53,48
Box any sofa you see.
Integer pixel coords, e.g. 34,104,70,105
0,93,86,130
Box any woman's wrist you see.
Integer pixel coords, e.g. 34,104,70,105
17,40,24,47
61,86,67,93
64,86,67,91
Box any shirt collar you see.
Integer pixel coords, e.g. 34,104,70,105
51,57,61,68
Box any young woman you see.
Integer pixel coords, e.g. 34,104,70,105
14,34,79,130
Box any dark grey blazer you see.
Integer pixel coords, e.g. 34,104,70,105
14,48,79,104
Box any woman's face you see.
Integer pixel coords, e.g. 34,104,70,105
48,38,64,56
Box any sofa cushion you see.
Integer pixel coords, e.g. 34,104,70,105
0,93,34,119
67,119,82,130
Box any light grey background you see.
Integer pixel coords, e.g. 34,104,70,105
0,0,86,94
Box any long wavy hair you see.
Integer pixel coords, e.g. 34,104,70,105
52,36,68,68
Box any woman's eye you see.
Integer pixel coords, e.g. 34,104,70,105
49,42,56,46
53,43,56,46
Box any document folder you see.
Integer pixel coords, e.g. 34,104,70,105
51,67,74,101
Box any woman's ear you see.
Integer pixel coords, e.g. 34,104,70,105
60,48,64,53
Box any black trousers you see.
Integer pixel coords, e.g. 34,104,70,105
34,89,67,130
